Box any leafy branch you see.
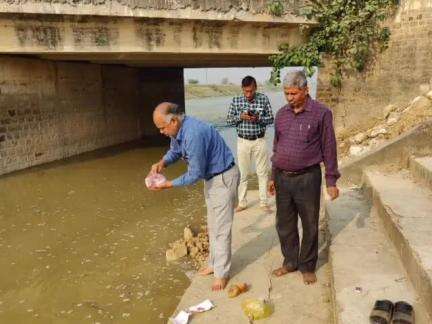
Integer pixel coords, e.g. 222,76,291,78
270,0,397,88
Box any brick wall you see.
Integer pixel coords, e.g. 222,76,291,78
0,57,156,175
317,0,432,136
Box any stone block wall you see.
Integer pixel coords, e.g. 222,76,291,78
0,56,161,175
317,0,432,136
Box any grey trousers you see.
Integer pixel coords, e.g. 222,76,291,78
204,165,240,278
274,165,322,272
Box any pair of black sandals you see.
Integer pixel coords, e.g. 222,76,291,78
370,300,414,324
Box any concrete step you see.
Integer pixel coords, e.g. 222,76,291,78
326,188,430,323
410,155,432,191
363,169,432,319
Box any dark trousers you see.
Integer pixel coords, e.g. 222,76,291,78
274,165,322,272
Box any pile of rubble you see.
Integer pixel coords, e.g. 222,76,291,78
166,225,209,269
339,88,432,159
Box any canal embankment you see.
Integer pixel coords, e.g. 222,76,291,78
171,191,333,323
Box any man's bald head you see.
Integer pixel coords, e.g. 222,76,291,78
154,102,177,118
153,102,184,137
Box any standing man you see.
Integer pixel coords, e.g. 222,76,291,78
269,71,340,285
227,76,274,212
149,102,239,291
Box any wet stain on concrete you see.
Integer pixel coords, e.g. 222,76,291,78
15,25,62,49
73,27,119,47
192,21,224,49
136,19,166,51
192,24,203,48
168,22,183,47
262,26,275,48
228,24,240,49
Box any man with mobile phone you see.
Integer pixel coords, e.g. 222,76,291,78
227,76,274,212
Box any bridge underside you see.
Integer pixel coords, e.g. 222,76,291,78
36,53,279,68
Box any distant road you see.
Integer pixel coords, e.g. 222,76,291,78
185,84,279,99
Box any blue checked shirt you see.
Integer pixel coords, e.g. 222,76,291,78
226,92,274,137
163,116,235,187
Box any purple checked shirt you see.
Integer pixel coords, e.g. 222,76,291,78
271,96,340,187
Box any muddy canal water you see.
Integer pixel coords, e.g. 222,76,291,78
0,92,285,323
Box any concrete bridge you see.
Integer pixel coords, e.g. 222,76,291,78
0,0,309,175
0,0,307,66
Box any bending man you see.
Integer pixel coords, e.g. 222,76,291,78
149,102,239,291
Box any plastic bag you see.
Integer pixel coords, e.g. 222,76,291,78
241,298,274,320
145,173,167,189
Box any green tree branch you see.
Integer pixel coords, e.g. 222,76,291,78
270,0,397,88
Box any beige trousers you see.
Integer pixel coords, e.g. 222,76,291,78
237,137,270,208
204,166,240,278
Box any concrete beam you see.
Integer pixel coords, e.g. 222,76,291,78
0,14,305,67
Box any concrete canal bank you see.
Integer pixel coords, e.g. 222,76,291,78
171,190,332,324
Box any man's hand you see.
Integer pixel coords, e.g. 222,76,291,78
149,180,173,191
150,159,166,175
240,112,252,121
240,112,258,123
268,180,276,196
326,186,339,200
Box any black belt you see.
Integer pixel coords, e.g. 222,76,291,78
277,164,320,177
238,133,265,140
206,162,235,180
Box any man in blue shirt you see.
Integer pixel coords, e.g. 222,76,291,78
149,102,240,291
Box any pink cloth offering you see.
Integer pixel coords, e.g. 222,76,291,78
145,173,167,189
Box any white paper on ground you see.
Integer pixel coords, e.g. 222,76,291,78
188,299,214,313
171,299,214,324
171,310,190,324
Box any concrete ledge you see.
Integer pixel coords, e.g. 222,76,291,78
339,119,432,186
363,170,432,318
326,188,430,323
409,156,432,191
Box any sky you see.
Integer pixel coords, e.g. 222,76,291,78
184,66,318,97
